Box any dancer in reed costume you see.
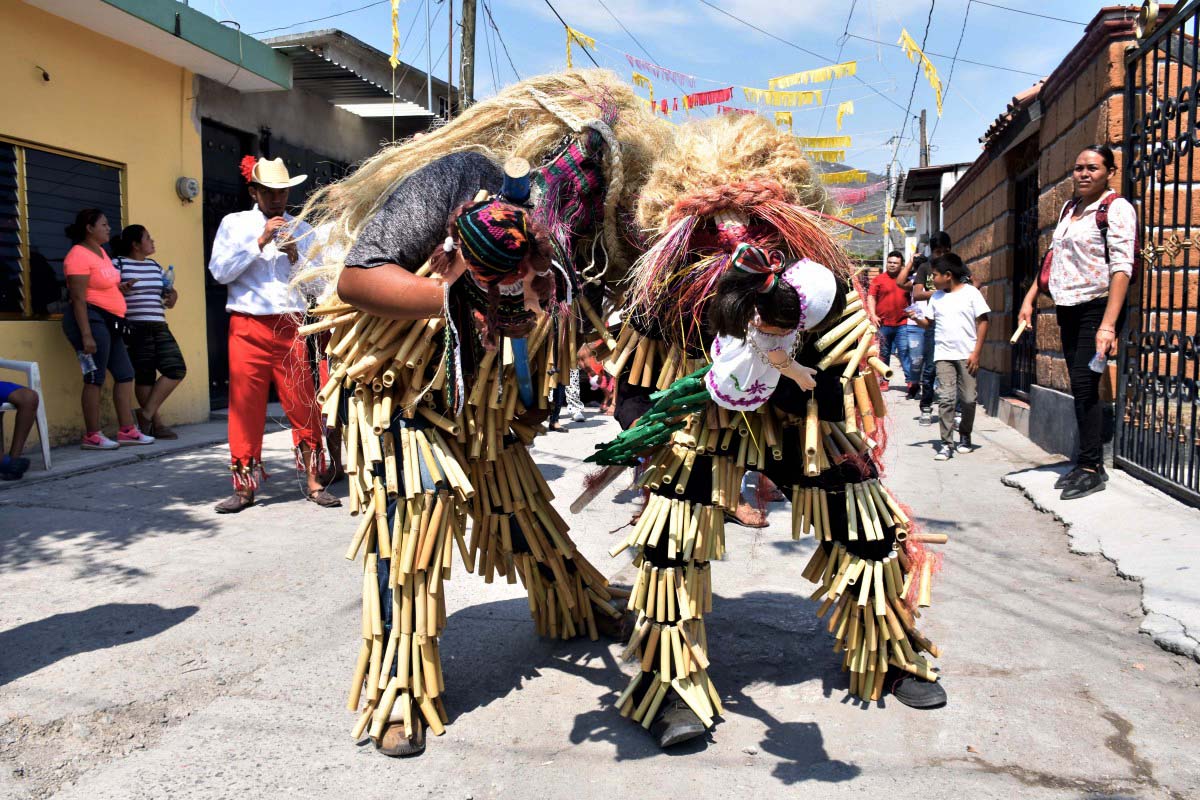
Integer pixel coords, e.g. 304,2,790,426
588,114,948,748
294,71,669,757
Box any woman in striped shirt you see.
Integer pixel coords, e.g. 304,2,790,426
113,225,187,439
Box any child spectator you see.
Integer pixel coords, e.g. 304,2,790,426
0,380,39,480
867,249,915,393
910,253,989,460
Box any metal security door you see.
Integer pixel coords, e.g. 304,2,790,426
1120,0,1200,507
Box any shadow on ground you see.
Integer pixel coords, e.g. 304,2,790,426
0,602,198,685
435,591,861,784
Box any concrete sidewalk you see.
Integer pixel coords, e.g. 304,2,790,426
0,404,285,492
1003,461,1200,663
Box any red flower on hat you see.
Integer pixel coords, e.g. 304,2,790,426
239,155,257,184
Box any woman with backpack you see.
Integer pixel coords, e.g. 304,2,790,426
1018,145,1135,500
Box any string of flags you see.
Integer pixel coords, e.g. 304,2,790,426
820,170,868,184
565,26,595,69
388,0,401,69
632,71,654,104
898,28,944,115
768,60,857,89
743,87,822,107
775,111,793,130
836,100,854,131
717,105,756,116
624,53,696,88
796,135,851,148
805,150,846,163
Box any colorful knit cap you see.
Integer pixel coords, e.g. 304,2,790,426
454,199,531,284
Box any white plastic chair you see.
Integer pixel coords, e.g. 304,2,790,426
0,358,52,470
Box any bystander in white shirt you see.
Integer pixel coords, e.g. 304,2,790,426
208,205,314,315
927,284,991,362
1049,192,1135,308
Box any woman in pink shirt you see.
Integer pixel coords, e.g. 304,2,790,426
61,208,154,449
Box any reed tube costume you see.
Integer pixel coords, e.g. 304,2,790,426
207,158,327,497
301,73,668,757
587,115,948,747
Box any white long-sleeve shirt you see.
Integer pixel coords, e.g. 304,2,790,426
208,206,314,315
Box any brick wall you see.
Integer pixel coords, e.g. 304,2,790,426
942,8,1141,401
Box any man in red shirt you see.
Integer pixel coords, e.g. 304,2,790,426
867,250,915,392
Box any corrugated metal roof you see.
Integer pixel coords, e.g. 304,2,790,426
272,44,392,102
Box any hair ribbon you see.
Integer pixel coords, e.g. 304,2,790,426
730,243,786,293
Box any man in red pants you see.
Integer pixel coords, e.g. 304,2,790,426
208,157,339,513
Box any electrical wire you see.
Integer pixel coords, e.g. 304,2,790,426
971,0,1086,26
927,0,974,147
542,0,601,68
844,32,1043,76
483,0,522,81
816,0,859,135
696,0,907,113
250,0,391,36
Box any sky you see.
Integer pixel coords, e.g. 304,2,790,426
203,0,1119,177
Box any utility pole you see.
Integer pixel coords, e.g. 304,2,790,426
447,0,454,118
460,0,476,107
919,109,929,167
425,0,433,114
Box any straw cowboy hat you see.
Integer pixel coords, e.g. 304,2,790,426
249,157,307,189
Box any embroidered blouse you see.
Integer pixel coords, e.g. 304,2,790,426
1049,192,1136,308
705,326,799,411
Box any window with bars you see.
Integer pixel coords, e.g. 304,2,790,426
0,140,123,319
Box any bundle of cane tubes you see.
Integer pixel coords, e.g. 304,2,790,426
305,274,623,744
600,285,945,714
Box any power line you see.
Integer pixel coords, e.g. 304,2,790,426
250,0,390,36
928,0,973,146
695,0,907,113
885,0,936,247
816,0,859,135
971,0,1085,26
484,0,522,81
844,32,1043,77
542,0,601,68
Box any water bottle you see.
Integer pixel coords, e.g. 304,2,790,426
1088,351,1107,373
162,264,175,292
77,351,96,376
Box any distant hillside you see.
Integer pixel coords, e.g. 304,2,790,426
817,163,887,262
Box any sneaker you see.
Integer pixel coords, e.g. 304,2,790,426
117,426,155,446
0,455,29,481
933,443,954,461
81,432,119,450
956,435,972,453
1061,468,1106,500
1054,465,1108,490
572,411,586,422
885,667,947,709
919,409,933,426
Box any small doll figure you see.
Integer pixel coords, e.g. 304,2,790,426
705,243,841,410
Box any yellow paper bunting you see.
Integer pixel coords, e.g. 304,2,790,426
775,112,793,130
805,150,846,163
566,27,595,69
820,169,867,184
743,87,822,107
836,100,854,131
388,0,401,69
632,71,654,105
796,135,851,148
898,28,944,116
768,61,857,90
844,214,878,226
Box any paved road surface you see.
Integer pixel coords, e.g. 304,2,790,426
2,396,1198,799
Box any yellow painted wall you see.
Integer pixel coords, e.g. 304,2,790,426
1,2,208,447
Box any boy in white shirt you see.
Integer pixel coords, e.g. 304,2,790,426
909,253,990,460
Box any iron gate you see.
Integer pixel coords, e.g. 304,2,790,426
1120,0,1200,507
1011,163,1039,400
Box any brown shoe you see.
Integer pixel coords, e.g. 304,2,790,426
215,493,255,514
306,488,342,508
152,422,179,440
376,718,425,758
725,501,768,528
135,409,155,437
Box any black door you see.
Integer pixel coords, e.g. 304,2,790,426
201,119,255,409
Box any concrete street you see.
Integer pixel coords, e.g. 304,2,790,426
2,396,1198,799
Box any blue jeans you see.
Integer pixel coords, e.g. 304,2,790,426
920,323,936,409
877,325,916,384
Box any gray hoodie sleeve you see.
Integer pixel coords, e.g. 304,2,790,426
344,151,504,271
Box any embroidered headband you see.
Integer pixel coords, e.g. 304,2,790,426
453,198,532,283
730,243,786,293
